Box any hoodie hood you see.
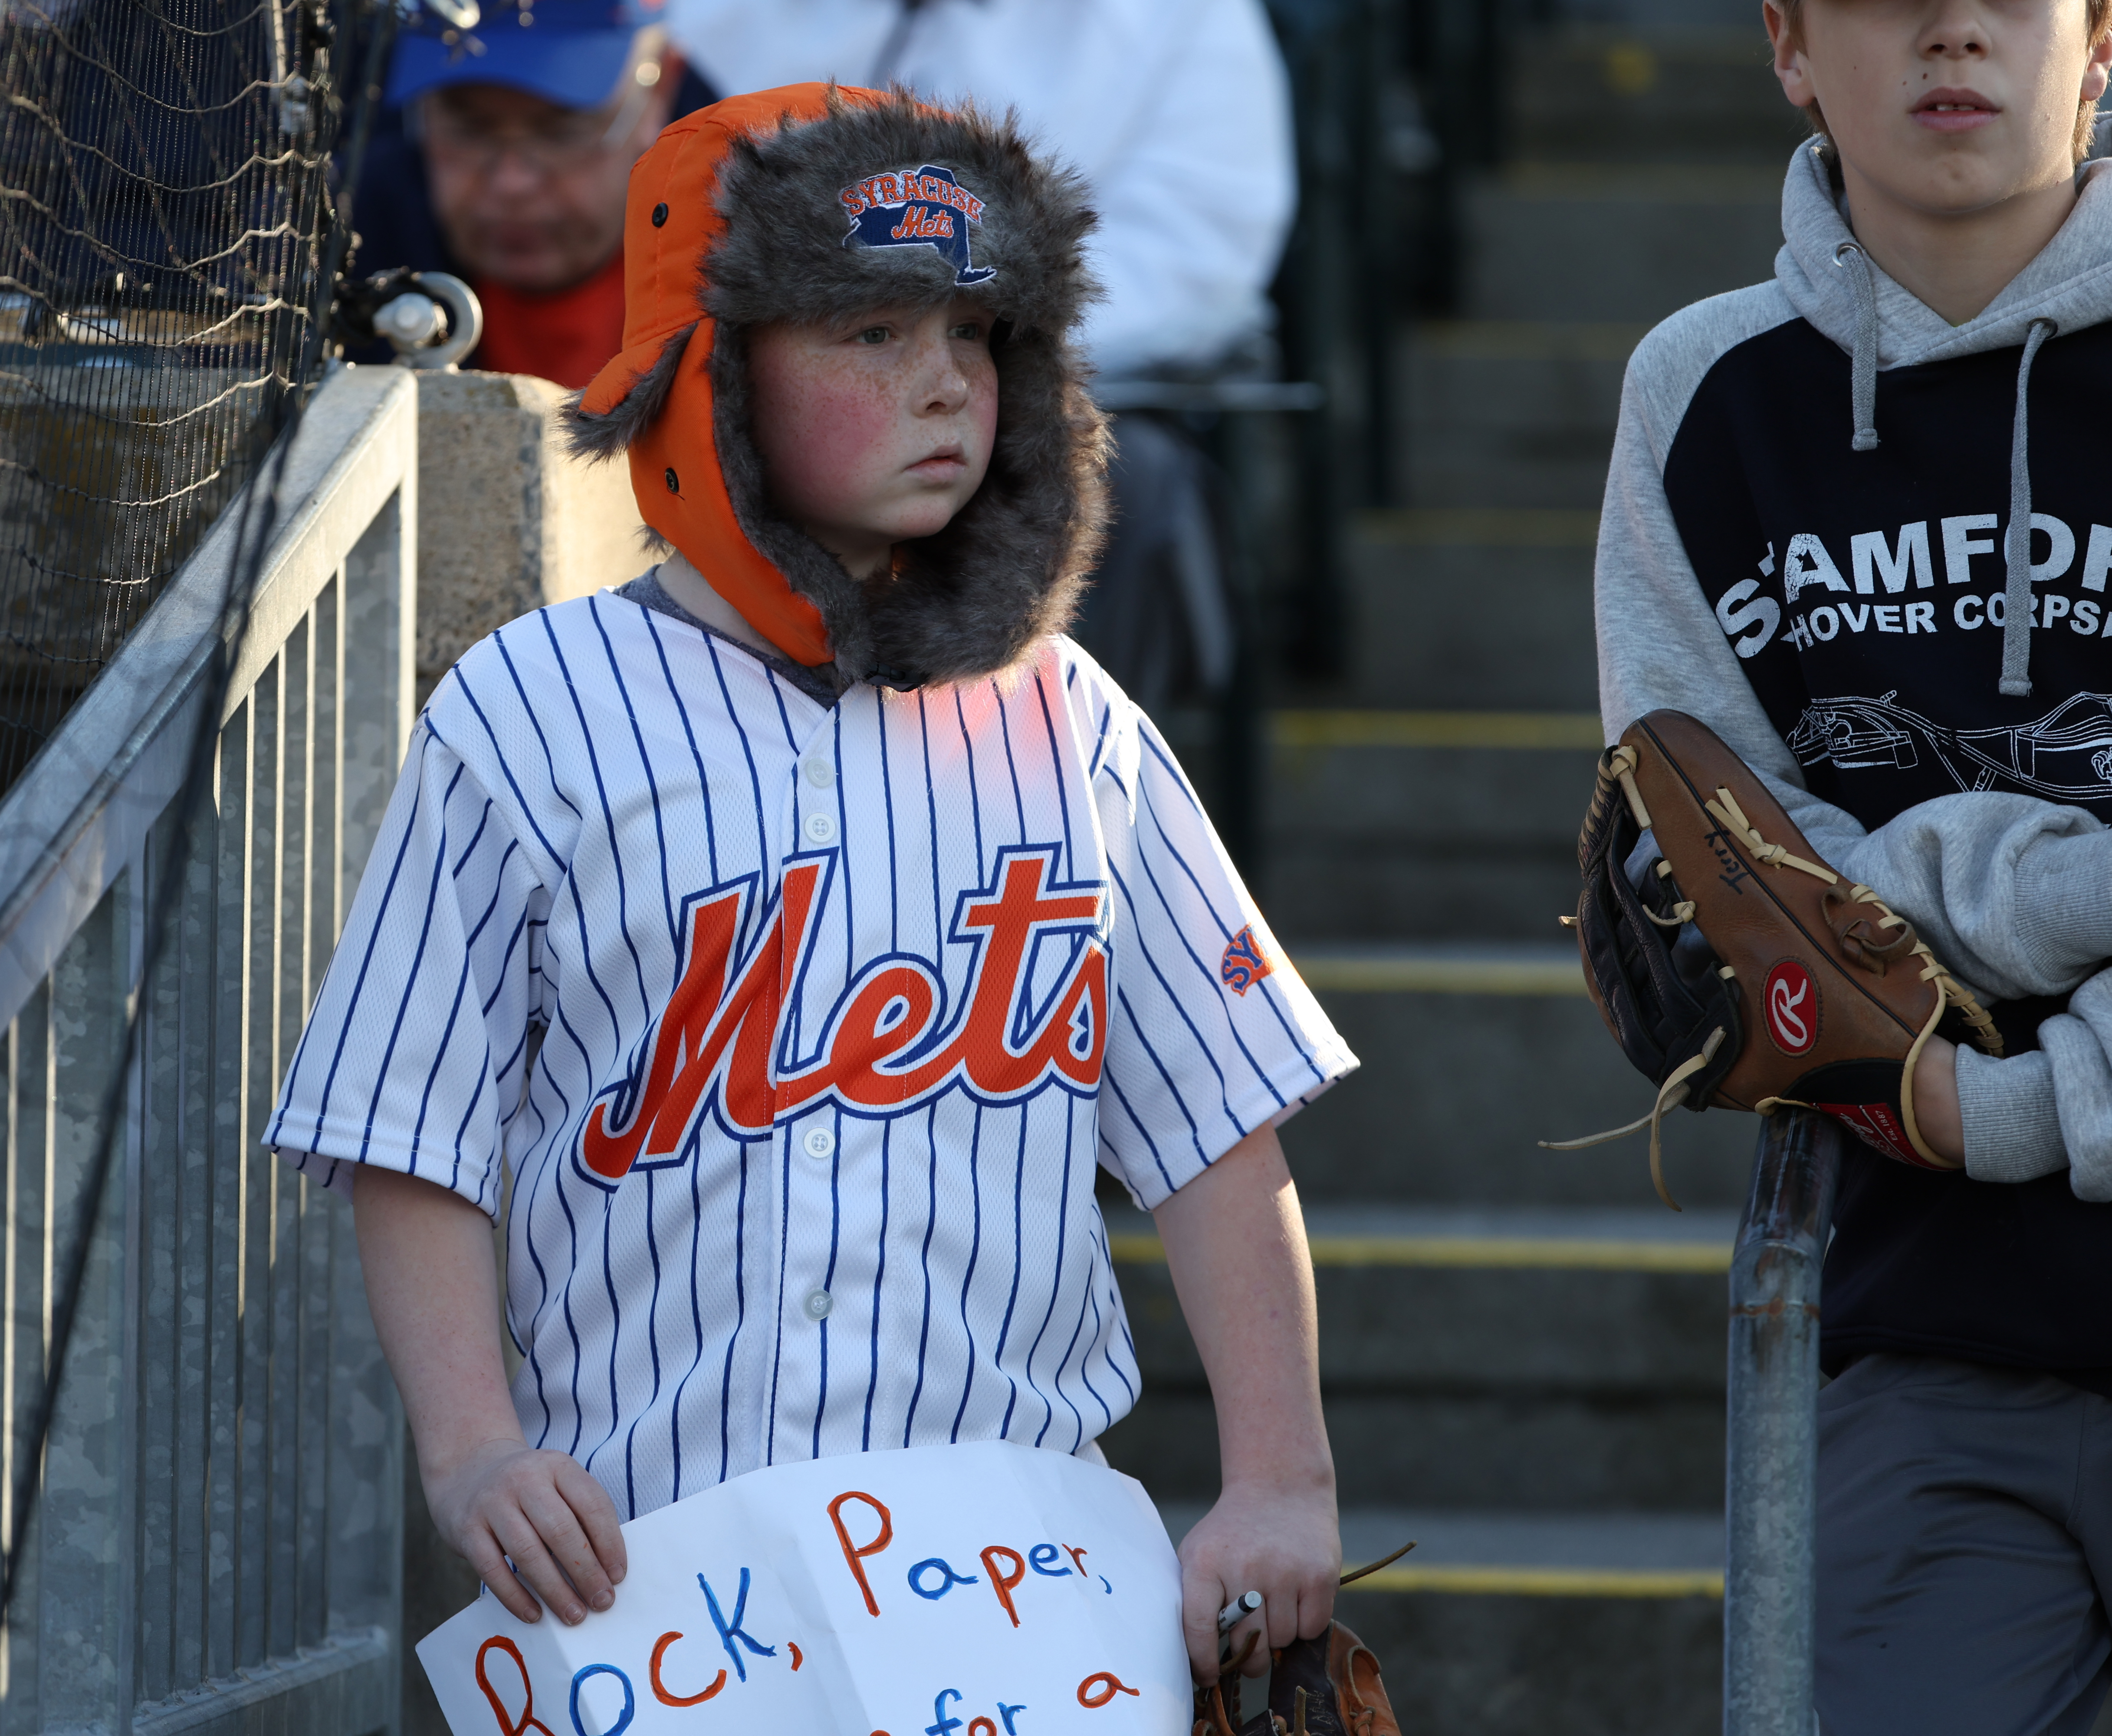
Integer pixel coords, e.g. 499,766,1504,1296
1775,142,2112,696
1777,141,2112,370
565,84,1109,691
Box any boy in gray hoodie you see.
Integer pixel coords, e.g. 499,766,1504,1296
1597,1,2112,1728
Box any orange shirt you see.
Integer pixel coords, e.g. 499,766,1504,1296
470,249,627,389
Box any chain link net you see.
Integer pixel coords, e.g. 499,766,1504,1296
0,0,342,791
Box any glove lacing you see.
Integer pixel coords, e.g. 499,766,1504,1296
1541,1026,1725,1212
1702,785,2003,1062
1547,749,2004,1201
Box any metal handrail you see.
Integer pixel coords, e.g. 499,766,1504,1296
0,362,416,1731
0,366,418,1028
1724,1107,1843,1735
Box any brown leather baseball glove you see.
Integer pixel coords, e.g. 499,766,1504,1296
1549,708,2004,1207
1193,1622,1399,1736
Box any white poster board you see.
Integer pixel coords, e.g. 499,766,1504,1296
417,1440,1190,1736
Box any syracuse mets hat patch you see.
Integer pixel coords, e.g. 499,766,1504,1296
838,164,996,287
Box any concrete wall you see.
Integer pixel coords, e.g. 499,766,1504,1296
412,369,648,704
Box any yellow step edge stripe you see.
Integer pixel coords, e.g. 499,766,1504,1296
1270,710,1604,751
1106,1234,1731,1274
1344,1565,1724,1600
1292,956,1586,996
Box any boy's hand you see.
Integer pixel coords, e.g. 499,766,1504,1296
425,1437,628,1626
352,1167,627,1625
1912,1035,1964,1167
1150,1125,1340,1680
1178,1480,1340,1681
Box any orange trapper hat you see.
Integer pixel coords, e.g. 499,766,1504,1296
579,85,853,667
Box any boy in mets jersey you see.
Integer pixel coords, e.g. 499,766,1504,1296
267,84,1355,1679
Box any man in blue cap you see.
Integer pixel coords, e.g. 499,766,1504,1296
352,0,715,386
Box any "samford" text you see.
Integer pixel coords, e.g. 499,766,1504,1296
1713,515,2112,657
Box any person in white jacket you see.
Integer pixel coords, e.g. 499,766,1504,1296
663,0,1299,710
663,0,1296,381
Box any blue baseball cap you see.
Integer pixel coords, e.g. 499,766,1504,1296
387,0,666,110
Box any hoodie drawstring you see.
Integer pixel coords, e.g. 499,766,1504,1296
1833,241,1880,451
1999,318,2058,698
1833,232,2056,699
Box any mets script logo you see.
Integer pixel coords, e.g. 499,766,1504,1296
1763,959,1817,1056
1220,926,1274,997
838,164,996,287
578,845,1105,1185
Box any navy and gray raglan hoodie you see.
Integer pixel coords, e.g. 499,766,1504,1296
1598,140,2112,1387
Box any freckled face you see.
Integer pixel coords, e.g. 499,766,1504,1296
746,297,999,579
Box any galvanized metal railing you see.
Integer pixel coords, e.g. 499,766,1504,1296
1724,1107,1843,1736
0,365,416,1733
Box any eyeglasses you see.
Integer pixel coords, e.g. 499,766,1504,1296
420,56,661,175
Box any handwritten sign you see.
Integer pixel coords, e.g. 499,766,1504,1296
417,1441,1189,1736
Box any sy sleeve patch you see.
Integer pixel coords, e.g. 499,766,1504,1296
1219,926,1274,997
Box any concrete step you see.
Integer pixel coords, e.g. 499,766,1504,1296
1401,325,1636,510
1114,1203,1735,1391
1332,1506,1722,1589
1151,1503,1723,1734
1464,163,1783,325
1102,1202,1741,1512
1109,1385,1727,1529
1512,26,1809,165
1330,1509,1722,1736
1157,1503,1731,1732
1261,715,1602,940
1321,511,1598,711
1344,1594,1718,1736
1278,942,1758,1208
1145,1502,1723,1735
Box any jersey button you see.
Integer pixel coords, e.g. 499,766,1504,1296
803,810,838,845
802,756,835,788
801,1126,835,1161
804,1289,833,1321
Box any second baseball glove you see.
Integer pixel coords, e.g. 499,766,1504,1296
1194,1622,1399,1736
1549,709,2004,1207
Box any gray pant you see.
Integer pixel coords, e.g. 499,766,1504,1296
1818,1355,2112,1735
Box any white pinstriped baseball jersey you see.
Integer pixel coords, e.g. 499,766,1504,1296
269,589,1355,1520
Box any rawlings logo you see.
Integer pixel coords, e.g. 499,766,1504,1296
579,846,1105,1184
838,163,996,287
1220,926,1274,997
1763,959,1817,1055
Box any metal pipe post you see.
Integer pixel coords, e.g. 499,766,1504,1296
1724,1108,1843,1736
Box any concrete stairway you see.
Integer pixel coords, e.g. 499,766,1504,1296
1099,22,1801,1733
